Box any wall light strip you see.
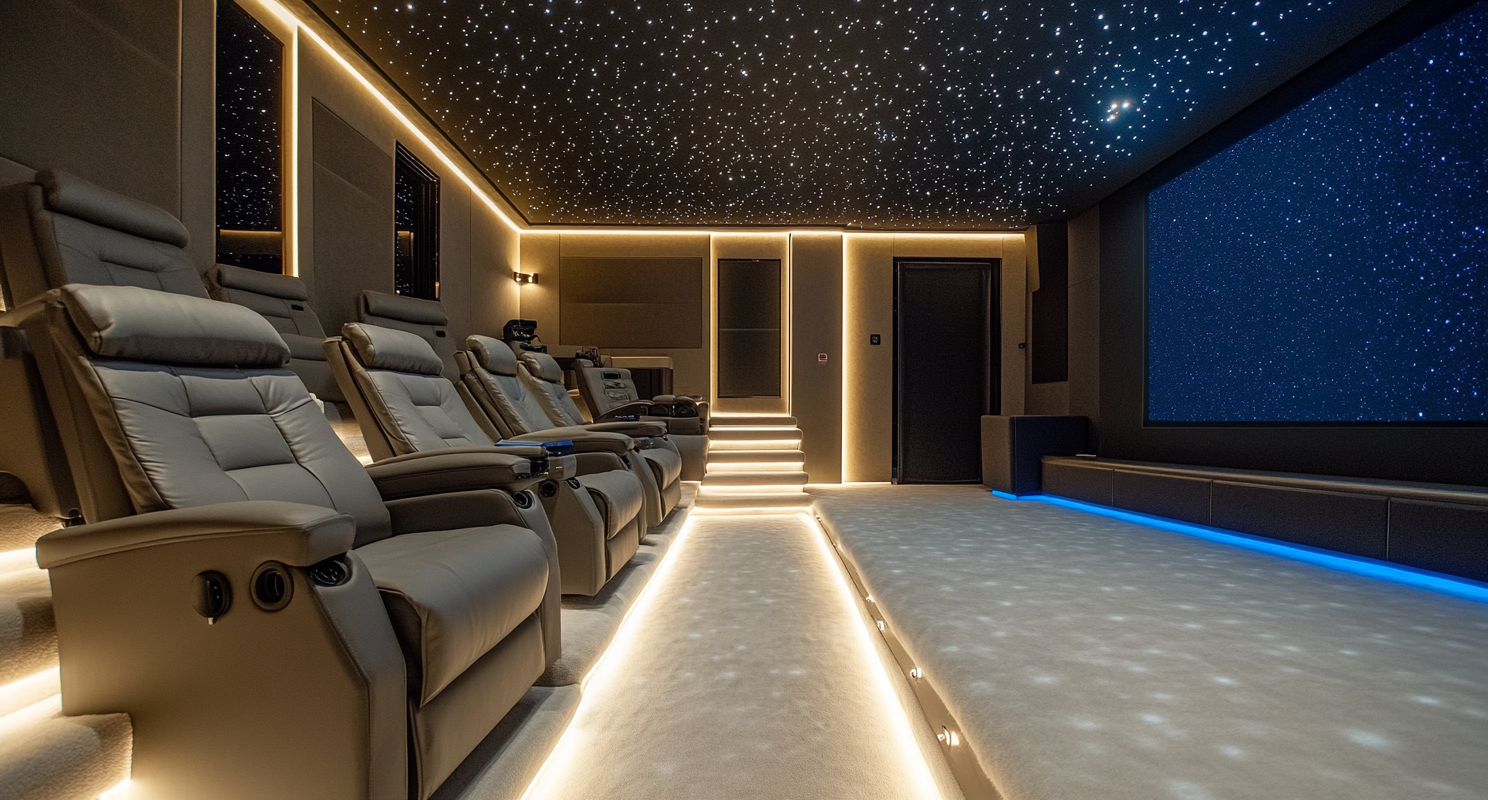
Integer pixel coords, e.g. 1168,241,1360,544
258,0,525,233
801,512,944,800
1018,493,1488,604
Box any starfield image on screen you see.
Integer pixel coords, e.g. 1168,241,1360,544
1146,2,1487,423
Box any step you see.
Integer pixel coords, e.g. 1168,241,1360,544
0,564,57,685
702,471,809,487
0,700,131,799
694,491,813,510
705,449,807,465
708,437,803,452
708,426,802,442
709,415,797,427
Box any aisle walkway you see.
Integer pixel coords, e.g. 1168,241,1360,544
524,514,951,800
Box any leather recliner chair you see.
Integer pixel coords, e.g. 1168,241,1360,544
457,337,684,527
357,289,457,381
324,322,647,596
204,263,342,402
519,350,686,521
0,168,212,522
574,357,709,482
26,284,561,800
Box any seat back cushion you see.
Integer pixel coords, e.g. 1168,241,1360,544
0,170,205,306
341,323,493,454
577,364,639,416
463,336,555,435
357,290,455,379
51,285,393,545
517,352,585,426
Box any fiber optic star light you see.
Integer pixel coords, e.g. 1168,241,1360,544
317,0,1409,228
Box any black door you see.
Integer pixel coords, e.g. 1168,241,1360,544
895,259,999,483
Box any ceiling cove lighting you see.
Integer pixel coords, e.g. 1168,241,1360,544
254,0,526,233
801,512,944,800
1014,493,1488,604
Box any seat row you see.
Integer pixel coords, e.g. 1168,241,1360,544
0,168,696,798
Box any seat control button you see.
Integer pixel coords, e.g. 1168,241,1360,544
192,571,232,624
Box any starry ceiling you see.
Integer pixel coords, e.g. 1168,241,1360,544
317,0,1410,229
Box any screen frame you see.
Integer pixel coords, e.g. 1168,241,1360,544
1140,0,1486,428
1094,0,1488,487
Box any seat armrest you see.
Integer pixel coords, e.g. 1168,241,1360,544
592,400,654,422
510,428,635,456
584,420,669,439
366,447,543,500
36,501,354,569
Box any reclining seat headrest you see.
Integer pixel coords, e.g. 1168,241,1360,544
61,283,290,367
343,322,445,375
517,351,565,384
360,290,449,326
467,334,518,376
39,169,191,248
208,263,310,302
0,169,206,306
45,284,391,543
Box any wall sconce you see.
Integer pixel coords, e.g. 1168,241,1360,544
513,271,539,285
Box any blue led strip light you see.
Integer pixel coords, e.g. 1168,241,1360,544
995,491,1488,604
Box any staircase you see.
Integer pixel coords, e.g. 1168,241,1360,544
0,507,132,800
696,415,811,513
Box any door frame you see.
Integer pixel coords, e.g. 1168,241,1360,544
892,257,1001,483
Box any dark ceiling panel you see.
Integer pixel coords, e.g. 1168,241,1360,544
315,0,1407,229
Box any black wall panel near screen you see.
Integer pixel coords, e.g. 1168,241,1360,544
560,257,704,348
1030,222,1069,385
895,260,999,483
716,259,781,397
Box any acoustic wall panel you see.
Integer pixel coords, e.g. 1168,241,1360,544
1042,460,1114,506
1388,499,1488,583
312,101,394,332
1211,481,1388,559
1112,470,1211,526
559,257,704,348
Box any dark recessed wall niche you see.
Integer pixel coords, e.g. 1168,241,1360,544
314,0,1410,228
394,144,440,300
216,0,284,273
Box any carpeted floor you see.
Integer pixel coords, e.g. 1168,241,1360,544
813,485,1488,800
524,513,951,800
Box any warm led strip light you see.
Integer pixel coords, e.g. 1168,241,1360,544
256,0,524,235
517,512,702,799
800,512,944,800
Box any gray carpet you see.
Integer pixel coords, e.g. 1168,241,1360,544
525,514,949,800
813,485,1488,800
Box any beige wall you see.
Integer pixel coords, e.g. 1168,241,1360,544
790,233,844,484
0,0,217,272
843,234,1027,482
517,233,712,397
